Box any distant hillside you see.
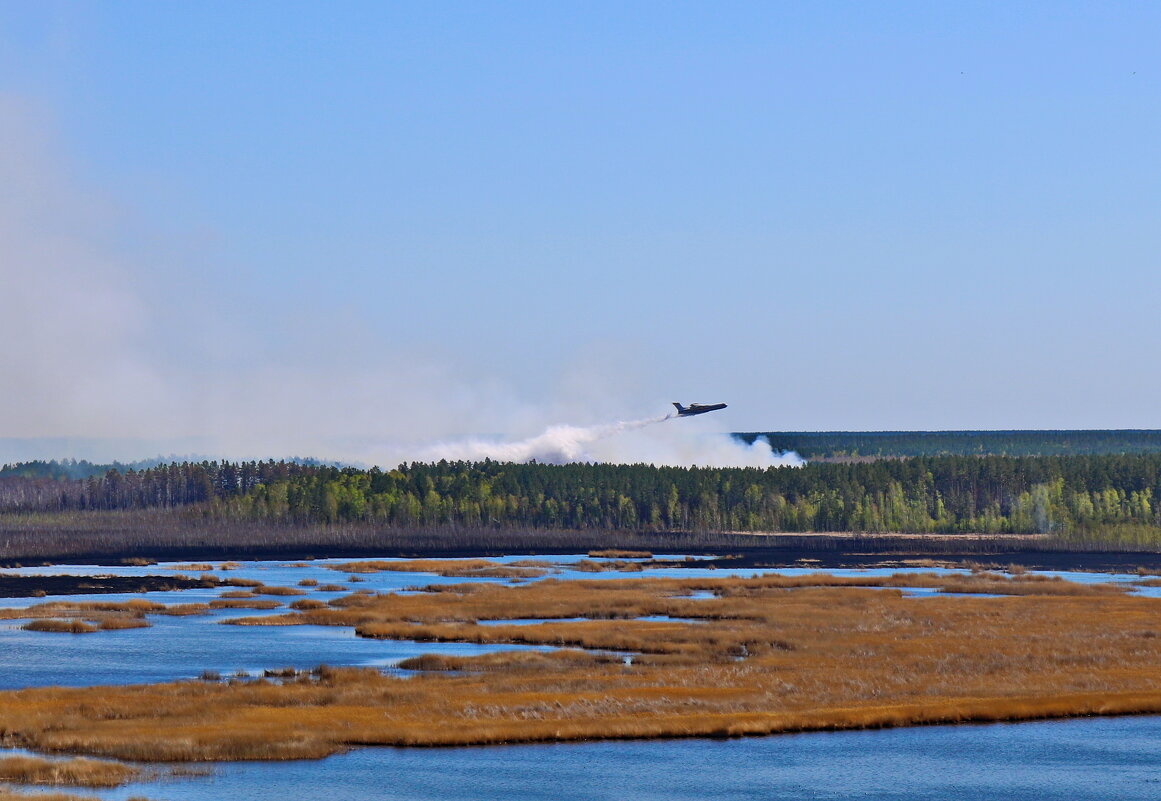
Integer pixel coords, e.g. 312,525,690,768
733,430,1161,460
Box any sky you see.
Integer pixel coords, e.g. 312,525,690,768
1,2,1159,466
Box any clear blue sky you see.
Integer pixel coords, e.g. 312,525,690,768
1,2,1159,463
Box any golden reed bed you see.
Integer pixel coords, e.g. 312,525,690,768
0,755,160,801
0,571,1159,762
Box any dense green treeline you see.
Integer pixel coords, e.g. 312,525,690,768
737,430,1161,459
3,456,1161,546
222,456,1161,545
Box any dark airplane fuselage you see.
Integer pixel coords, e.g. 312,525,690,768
673,402,727,417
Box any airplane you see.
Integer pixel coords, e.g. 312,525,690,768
672,402,728,417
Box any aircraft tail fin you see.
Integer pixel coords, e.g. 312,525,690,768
672,402,686,414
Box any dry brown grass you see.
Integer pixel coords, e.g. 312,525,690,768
288,599,327,611
2,600,164,634
95,618,150,631
0,600,166,618
167,564,213,572
0,596,240,631
21,619,97,634
152,603,209,616
0,756,138,787
588,549,653,559
900,558,956,569
251,586,306,597
396,649,617,672
577,558,648,572
885,571,1127,596
1,571,1158,761
220,577,263,588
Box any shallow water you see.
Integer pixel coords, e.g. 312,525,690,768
0,613,552,688
0,557,566,688
0,555,1154,688
2,555,1159,798
18,715,1161,801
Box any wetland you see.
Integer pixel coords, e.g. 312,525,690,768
0,555,1159,798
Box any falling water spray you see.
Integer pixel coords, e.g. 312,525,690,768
419,411,804,468
422,413,676,464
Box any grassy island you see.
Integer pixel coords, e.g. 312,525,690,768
0,570,1159,761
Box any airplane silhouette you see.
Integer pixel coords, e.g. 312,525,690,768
672,402,727,417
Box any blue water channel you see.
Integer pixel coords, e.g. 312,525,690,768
1,554,1157,688
6,715,1161,801
1,555,1158,799
0,553,780,687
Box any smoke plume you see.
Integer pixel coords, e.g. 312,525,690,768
419,413,803,468
0,98,800,471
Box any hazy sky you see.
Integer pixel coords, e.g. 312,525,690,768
2,2,1159,464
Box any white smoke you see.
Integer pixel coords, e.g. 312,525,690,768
419,413,804,468
589,426,805,468
0,98,801,471
420,414,673,464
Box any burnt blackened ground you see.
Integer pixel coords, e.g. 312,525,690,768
0,573,219,598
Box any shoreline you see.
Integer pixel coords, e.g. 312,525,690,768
4,538,1161,576
1,572,1158,762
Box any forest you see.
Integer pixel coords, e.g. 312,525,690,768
737,429,1161,459
3,454,1161,547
